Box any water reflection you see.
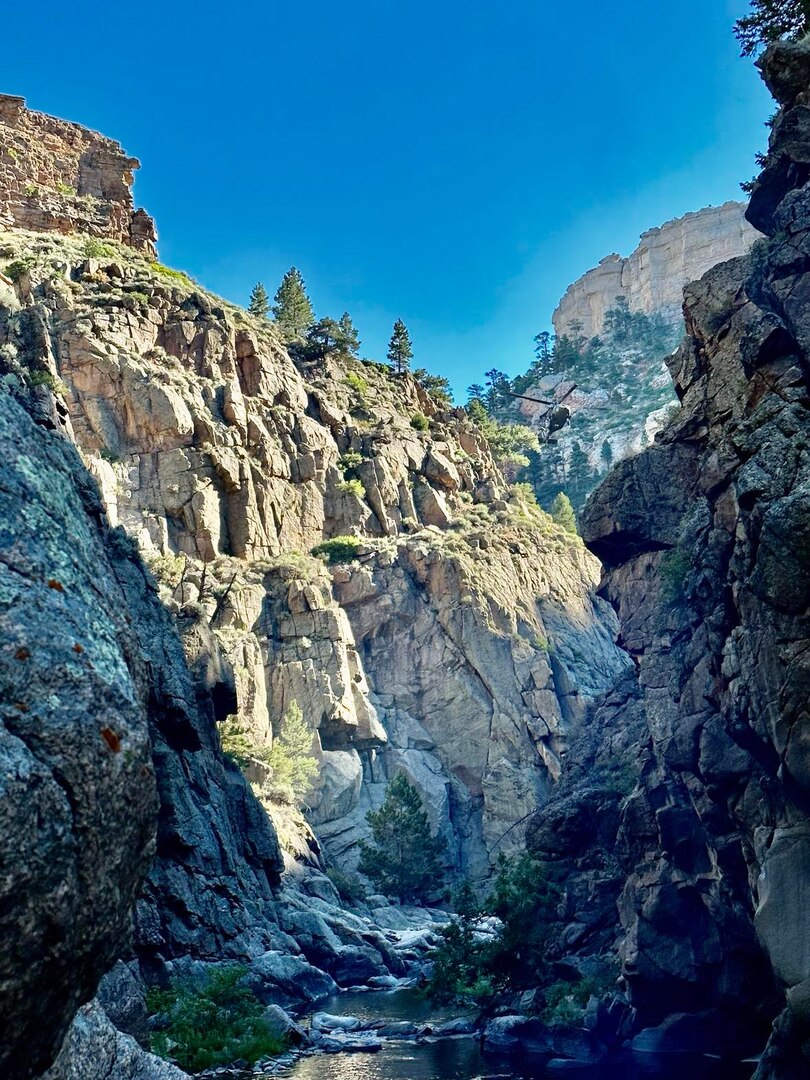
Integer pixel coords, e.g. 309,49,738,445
287,1038,756,1080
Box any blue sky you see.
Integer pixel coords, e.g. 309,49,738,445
4,1,770,397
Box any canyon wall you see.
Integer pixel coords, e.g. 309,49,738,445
0,101,629,1076
578,39,810,1078
552,201,760,339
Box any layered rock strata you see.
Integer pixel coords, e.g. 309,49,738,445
0,95,156,255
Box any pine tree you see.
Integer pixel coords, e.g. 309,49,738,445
413,367,452,403
568,441,593,506
336,311,361,356
467,382,486,403
305,317,342,358
267,702,318,804
600,439,614,469
272,267,314,340
734,0,810,56
550,491,577,535
248,281,270,319
387,319,413,375
358,773,445,901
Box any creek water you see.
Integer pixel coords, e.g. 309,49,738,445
285,990,757,1080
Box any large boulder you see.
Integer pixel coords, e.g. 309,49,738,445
0,394,157,1078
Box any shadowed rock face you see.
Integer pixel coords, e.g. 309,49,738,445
581,38,810,1078
0,394,157,1078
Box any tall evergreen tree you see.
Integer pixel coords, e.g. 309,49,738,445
484,368,511,412
358,774,445,901
550,491,577,535
387,319,413,374
336,311,361,356
735,0,810,55
467,382,486,403
272,267,314,340
248,281,270,319
600,439,614,469
568,441,592,506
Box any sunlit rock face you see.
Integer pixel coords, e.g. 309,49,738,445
0,218,628,884
552,201,761,340
0,94,156,255
580,38,810,1079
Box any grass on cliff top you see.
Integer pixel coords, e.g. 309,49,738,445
146,964,285,1072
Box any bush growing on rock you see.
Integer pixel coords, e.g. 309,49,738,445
311,535,362,564
219,702,318,806
146,964,285,1071
734,0,810,55
358,773,445,902
410,412,429,431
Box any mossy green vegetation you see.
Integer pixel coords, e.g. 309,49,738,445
410,412,429,431
146,964,285,1072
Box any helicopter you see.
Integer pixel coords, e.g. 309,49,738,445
503,383,577,443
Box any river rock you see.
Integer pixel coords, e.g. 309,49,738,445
482,1015,552,1055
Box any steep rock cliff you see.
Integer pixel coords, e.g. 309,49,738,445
0,225,627,883
0,95,156,255
0,391,158,1076
552,201,760,339
0,100,632,1076
580,38,810,1076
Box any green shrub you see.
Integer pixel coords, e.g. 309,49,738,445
150,261,193,286
358,774,445,902
338,451,363,471
429,854,560,1003
326,865,367,904
219,717,254,768
311,535,362,564
220,703,319,805
660,545,691,603
337,477,365,498
540,972,617,1026
146,964,285,1072
345,371,369,401
5,258,33,283
511,482,539,506
266,702,318,803
410,412,429,431
56,181,76,196
551,492,578,534
23,182,38,197
82,237,117,259
122,291,150,311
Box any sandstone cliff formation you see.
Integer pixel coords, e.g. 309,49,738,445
579,38,810,1078
552,201,760,339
